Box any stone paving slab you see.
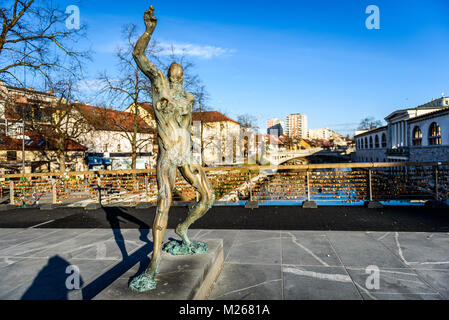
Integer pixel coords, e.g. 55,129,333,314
281,231,342,267
0,228,448,300
282,266,361,300
208,263,283,300
325,231,408,268
225,230,281,265
367,231,449,270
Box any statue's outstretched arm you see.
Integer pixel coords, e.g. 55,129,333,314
133,6,159,82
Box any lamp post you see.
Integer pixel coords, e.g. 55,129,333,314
22,116,25,175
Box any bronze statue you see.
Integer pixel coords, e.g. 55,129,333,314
129,5,216,292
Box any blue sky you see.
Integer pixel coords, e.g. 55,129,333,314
56,0,449,135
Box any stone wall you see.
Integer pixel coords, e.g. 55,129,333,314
354,148,388,162
409,146,449,162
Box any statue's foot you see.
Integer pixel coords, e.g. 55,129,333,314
129,272,157,293
163,239,208,255
175,225,191,246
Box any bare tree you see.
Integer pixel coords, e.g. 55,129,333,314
0,0,89,88
282,135,296,151
358,117,384,130
99,24,157,170
32,80,91,171
238,113,259,131
2,78,92,171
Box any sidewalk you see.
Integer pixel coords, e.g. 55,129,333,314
0,228,448,300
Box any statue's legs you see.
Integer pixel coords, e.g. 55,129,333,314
148,161,177,276
175,164,215,245
129,161,176,292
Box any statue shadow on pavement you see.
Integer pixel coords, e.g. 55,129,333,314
81,207,154,300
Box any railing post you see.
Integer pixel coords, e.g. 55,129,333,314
434,165,439,201
9,180,14,205
306,170,310,202
97,173,102,205
144,175,150,202
52,179,57,205
368,169,373,202
248,170,253,202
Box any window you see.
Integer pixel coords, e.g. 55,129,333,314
381,133,387,148
7,151,17,161
365,137,368,149
428,122,441,145
369,136,373,149
412,126,422,146
375,135,380,148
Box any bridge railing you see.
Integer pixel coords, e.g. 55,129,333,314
1,162,448,207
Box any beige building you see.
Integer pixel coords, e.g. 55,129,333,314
76,104,157,170
0,84,89,173
308,127,340,140
124,102,156,128
192,111,242,166
0,84,156,171
126,103,244,166
286,113,308,138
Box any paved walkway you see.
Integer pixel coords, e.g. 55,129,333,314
0,228,448,300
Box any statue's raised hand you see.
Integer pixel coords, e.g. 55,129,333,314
144,5,157,31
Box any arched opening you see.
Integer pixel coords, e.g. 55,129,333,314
369,136,373,149
412,126,422,146
365,137,368,149
375,135,380,148
381,133,387,148
428,122,441,145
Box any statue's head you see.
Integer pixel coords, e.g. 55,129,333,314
168,62,184,85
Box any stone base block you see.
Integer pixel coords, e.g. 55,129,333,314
245,201,259,209
93,239,224,300
302,201,318,209
85,203,102,211
367,201,384,209
39,204,62,211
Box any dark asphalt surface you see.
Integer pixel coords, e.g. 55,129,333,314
0,205,448,232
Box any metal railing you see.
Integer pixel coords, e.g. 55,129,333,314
1,162,448,207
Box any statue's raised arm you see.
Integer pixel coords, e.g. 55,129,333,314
133,5,160,83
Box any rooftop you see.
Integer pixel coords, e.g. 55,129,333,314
77,104,155,134
0,130,87,151
133,103,240,125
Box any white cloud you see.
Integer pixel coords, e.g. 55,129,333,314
95,38,235,59
158,42,235,59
